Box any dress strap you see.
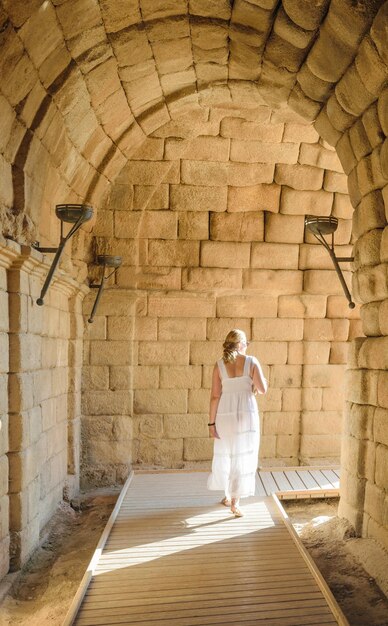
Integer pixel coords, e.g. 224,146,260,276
217,359,228,379
243,355,251,376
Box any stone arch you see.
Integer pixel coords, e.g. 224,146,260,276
0,0,387,579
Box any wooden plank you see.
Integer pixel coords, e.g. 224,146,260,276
284,469,308,490
70,470,346,626
321,469,341,489
309,470,337,491
296,470,321,490
258,470,279,495
255,472,267,497
271,470,293,492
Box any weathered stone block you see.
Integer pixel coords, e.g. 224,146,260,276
115,211,177,239
132,366,158,390
346,369,379,405
304,270,349,295
243,269,303,294
133,184,169,211
221,118,283,141
82,390,133,415
251,242,299,269
149,294,215,318
82,366,109,391
188,389,210,412
164,414,208,439
353,190,386,239
278,295,327,319
252,318,303,341
210,212,264,242
165,136,230,161
227,184,280,213
148,240,200,267
138,342,189,365
182,267,243,291
282,388,302,411
230,140,298,164
170,184,227,212
183,437,213,461
270,365,302,388
216,295,278,318
302,411,342,435
322,387,345,410
280,187,333,216
90,341,133,365
329,342,349,364
250,342,287,365
288,341,330,365
300,434,341,458
378,371,388,409
125,161,179,184
265,213,305,243
160,366,202,389
303,364,346,388
201,241,251,268
134,390,187,414
263,411,300,435
178,212,209,240
274,163,324,190
190,341,223,365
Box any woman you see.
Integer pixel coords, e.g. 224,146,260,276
207,329,268,517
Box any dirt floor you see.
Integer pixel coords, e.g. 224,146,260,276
1,494,388,625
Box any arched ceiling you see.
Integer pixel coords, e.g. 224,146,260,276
0,0,387,244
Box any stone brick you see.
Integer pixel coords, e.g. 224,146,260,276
260,388,282,412
375,444,388,489
201,241,251,268
210,212,264,243
134,438,183,467
184,437,213,461
378,371,388,409
190,341,223,365
181,161,274,186
304,318,349,341
329,342,349,365
282,388,302,411
182,267,243,291
263,412,300,435
243,269,303,294
302,388,323,411
216,295,278,318
322,387,346,410
379,300,388,335
82,366,109,391
148,240,200,267
300,434,341,458
353,229,382,270
332,193,354,220
353,190,386,239
90,341,133,365
220,118,283,141
158,318,206,341
110,317,157,341
115,211,177,239
323,171,348,194
82,390,132,415
374,408,388,447
251,243,299,269
160,366,202,389
278,295,327,319
302,411,342,435
274,163,324,190
346,369,379,405
252,318,303,342
280,187,333,216
353,264,388,304
303,364,346,388
131,366,158,390
138,342,189,365
178,212,209,240
250,342,287,365
270,365,302,389
227,184,280,213
125,161,179,184
304,270,350,296
314,108,342,148
164,414,208,439
149,294,215,318
134,389,187,414
188,389,210,413
230,141,298,164
299,244,352,271
288,341,330,365
299,143,343,173
170,184,227,212
265,214,305,243
206,318,250,341
356,36,388,98
165,136,230,161
133,184,169,211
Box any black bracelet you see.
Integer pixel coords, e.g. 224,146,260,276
208,422,215,426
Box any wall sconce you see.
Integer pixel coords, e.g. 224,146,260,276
304,215,355,309
33,204,94,305
88,255,122,323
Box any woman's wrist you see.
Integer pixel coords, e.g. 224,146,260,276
208,422,215,426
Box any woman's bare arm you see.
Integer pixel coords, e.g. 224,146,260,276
209,364,222,438
251,358,268,395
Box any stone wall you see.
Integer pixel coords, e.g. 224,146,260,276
81,106,362,480
0,239,85,571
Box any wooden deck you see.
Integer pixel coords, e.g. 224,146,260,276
64,471,348,626
257,467,340,499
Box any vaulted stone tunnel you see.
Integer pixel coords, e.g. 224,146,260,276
0,0,387,582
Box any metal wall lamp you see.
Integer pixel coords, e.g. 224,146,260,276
304,215,355,309
33,204,94,305
87,255,122,323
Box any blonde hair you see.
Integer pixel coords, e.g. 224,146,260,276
222,329,247,363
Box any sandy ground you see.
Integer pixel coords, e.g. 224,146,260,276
283,498,388,626
0,493,388,626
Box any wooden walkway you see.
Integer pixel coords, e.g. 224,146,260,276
257,467,340,499
64,471,348,626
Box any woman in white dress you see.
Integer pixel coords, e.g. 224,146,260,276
207,329,268,517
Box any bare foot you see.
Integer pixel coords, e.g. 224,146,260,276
221,497,231,507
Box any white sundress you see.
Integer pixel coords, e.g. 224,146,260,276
207,355,260,499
